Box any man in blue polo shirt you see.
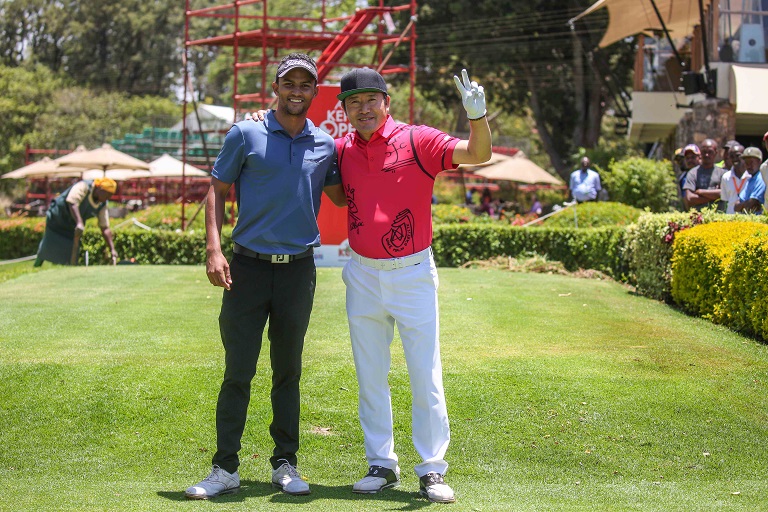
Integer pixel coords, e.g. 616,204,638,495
186,53,346,500
734,146,766,214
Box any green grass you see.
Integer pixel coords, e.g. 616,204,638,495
1,266,767,511
0,259,42,284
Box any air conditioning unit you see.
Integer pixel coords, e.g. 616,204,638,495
738,23,766,63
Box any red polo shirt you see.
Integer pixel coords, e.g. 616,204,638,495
336,116,459,259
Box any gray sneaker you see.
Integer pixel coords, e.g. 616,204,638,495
271,459,310,495
352,465,401,493
185,465,240,500
419,472,455,503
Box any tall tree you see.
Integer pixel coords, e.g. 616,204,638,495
413,0,635,179
0,0,184,95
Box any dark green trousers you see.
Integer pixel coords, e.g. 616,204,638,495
213,253,316,474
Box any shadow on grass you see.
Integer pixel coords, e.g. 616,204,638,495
157,480,431,509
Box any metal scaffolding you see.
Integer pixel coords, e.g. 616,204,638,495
181,0,418,226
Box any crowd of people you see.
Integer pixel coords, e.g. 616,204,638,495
674,136,767,214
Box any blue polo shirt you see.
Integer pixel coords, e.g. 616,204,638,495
739,172,766,214
212,111,340,254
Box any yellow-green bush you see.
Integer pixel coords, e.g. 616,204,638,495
626,210,768,301
716,232,768,339
671,222,768,318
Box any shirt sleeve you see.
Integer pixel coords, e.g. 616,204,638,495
749,174,766,203
412,125,460,177
65,181,89,206
682,169,697,192
324,147,341,187
211,124,246,184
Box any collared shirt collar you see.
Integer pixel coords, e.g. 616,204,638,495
351,115,397,145
264,109,314,138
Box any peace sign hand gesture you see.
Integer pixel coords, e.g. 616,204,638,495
453,68,486,120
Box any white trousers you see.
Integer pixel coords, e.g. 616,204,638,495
342,250,450,477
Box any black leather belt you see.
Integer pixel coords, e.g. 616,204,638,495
233,243,313,263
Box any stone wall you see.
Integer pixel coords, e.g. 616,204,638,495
675,97,735,148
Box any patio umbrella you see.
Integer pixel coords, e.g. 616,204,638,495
473,152,564,185
55,143,150,174
1,155,88,179
148,154,208,177
81,169,153,181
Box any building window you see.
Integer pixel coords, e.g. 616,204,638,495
718,0,768,63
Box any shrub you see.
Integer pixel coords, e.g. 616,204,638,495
671,222,768,318
432,204,474,224
78,226,234,265
603,157,678,212
0,218,45,258
432,224,627,277
543,201,643,228
716,232,768,339
625,210,768,301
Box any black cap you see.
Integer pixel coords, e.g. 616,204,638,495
276,56,318,82
337,68,388,101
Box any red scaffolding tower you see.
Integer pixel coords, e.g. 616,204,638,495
181,0,418,226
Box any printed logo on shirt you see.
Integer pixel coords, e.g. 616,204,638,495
382,209,414,256
345,183,364,234
382,133,416,174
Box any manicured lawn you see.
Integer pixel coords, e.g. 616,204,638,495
1,265,766,511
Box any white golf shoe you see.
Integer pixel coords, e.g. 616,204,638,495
352,465,401,493
419,472,456,503
271,459,310,495
185,465,240,499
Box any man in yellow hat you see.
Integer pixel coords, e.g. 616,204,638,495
34,177,119,266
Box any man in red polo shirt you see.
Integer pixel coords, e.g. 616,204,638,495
336,68,491,503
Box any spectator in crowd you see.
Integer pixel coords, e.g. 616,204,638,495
529,195,543,216
682,139,724,211
760,131,768,204
720,139,740,170
568,156,601,202
720,143,749,214
679,144,701,203
734,146,766,214
477,188,495,217
34,178,119,267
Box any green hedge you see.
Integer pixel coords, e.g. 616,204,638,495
542,201,643,228
622,210,768,301
0,219,45,259
716,232,768,339
432,224,628,277
670,222,768,318
78,226,234,265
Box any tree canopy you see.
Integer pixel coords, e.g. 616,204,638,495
0,0,639,178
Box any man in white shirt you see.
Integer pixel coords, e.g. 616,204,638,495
568,157,601,203
720,143,749,214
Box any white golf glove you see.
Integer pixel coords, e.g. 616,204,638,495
453,68,486,120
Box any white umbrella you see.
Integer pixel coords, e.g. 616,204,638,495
2,155,88,179
81,169,153,181
148,154,208,177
